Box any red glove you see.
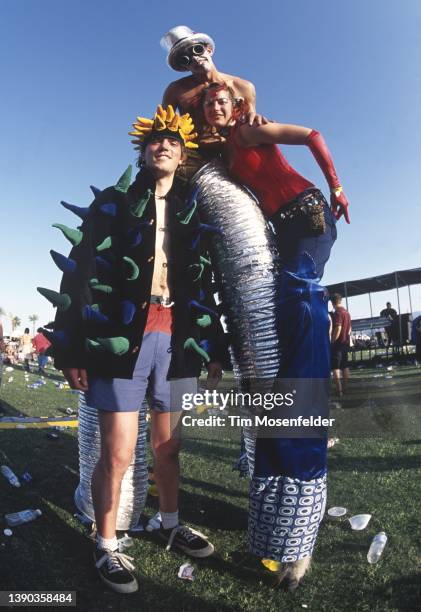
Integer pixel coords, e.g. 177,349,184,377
330,190,350,224
306,130,350,224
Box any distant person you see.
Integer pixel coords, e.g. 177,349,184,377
0,319,5,401
20,328,32,372
32,328,51,374
413,316,421,363
380,301,398,348
330,294,351,396
5,342,17,365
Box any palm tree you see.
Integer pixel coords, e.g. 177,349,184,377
11,315,21,333
29,314,39,335
0,307,5,317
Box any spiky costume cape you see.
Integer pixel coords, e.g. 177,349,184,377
38,106,227,378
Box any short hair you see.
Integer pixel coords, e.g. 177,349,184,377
24,327,30,334
37,327,43,333
330,293,343,306
386,301,391,307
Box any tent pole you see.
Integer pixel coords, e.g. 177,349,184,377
408,285,413,314
395,271,402,350
368,292,374,358
344,282,349,310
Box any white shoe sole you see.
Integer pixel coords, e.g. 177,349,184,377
97,571,139,594
176,542,215,558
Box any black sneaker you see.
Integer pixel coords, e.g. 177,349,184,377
93,547,138,593
159,524,214,558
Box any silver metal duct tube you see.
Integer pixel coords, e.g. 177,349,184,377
74,394,149,530
192,160,282,476
192,160,281,380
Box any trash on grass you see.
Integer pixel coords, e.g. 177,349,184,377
3,529,13,537
327,437,339,449
367,531,387,563
118,534,134,551
349,514,371,530
1,465,21,488
178,563,195,581
5,508,42,527
327,507,347,518
261,558,281,572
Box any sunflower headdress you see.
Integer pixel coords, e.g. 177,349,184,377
129,105,198,150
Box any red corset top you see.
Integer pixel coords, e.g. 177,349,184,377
228,133,314,216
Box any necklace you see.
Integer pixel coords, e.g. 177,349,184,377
155,192,169,200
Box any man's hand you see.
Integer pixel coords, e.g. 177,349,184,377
63,368,89,391
330,191,350,224
205,361,223,389
245,111,270,126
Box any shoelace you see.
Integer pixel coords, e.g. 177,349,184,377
165,525,206,551
96,550,135,574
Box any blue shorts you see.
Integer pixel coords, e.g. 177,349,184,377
85,331,197,413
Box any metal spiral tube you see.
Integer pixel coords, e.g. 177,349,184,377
74,393,149,530
192,159,281,381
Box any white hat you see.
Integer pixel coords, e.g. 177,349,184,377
160,25,215,72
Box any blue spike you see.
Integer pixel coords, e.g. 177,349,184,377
82,305,110,323
90,185,102,197
121,300,136,325
50,250,77,274
189,299,218,318
200,339,211,353
95,256,113,270
128,228,143,247
60,201,90,220
99,202,117,217
199,289,205,301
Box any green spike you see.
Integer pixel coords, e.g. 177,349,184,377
52,224,83,246
188,263,204,281
131,189,152,217
183,337,210,362
123,256,140,281
115,165,132,193
176,199,197,224
86,337,129,356
200,255,211,266
37,287,71,312
89,278,115,294
96,236,114,252
196,314,211,328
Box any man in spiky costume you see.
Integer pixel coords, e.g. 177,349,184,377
38,106,226,593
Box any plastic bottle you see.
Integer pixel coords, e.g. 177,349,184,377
5,509,42,527
1,465,21,488
367,531,387,563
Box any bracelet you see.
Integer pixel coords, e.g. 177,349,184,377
331,186,343,197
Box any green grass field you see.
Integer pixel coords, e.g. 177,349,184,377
0,364,420,611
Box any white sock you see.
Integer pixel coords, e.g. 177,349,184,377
160,510,179,530
96,534,118,552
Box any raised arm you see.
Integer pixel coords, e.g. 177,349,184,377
234,79,269,126
236,122,350,223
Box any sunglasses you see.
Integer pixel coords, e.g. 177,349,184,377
176,43,207,67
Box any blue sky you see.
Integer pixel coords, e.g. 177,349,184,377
1,0,420,333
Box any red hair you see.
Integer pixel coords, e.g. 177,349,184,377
201,82,249,123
